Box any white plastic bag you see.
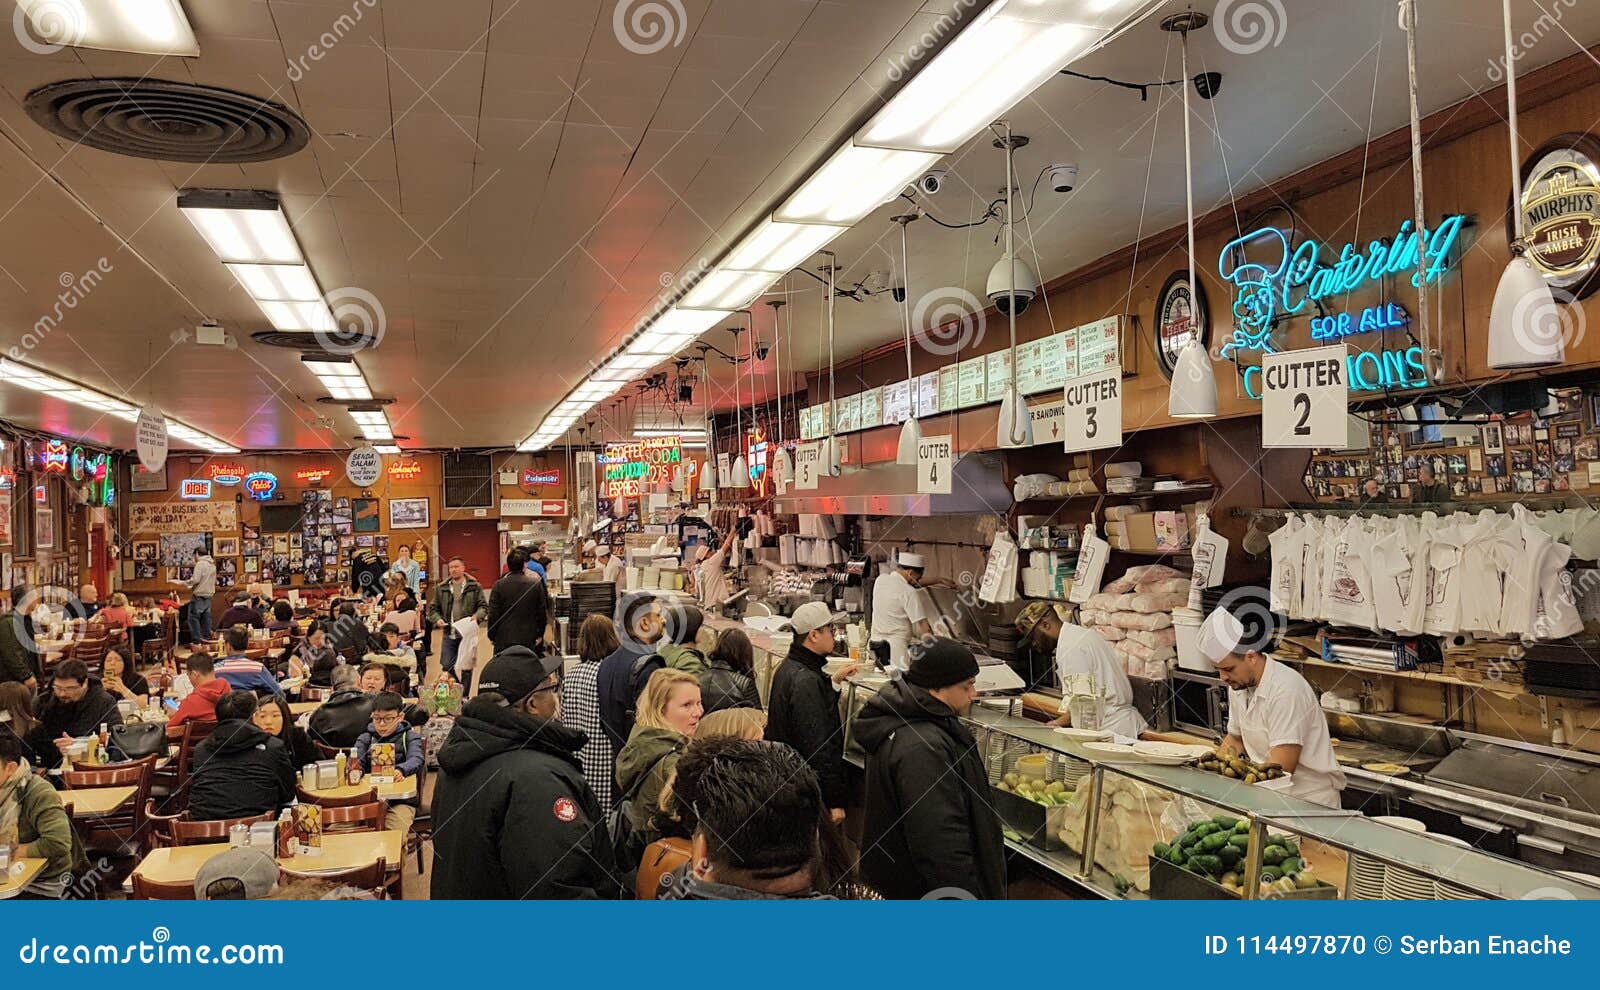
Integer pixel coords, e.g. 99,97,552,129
1187,515,1229,611
1069,524,1111,605
978,531,1019,604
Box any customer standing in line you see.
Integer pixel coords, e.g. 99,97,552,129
178,548,217,644
487,548,554,654
1412,462,1449,503
853,638,1005,900
561,614,621,815
596,592,666,754
698,627,761,713
614,668,702,851
764,601,859,824
431,646,620,899
427,557,486,689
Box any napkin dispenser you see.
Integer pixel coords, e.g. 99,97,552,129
315,760,340,788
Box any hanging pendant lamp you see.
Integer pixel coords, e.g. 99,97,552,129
995,122,1033,447
893,213,924,464
823,254,843,476
768,299,794,490
1488,0,1563,369
728,325,752,490
1166,15,1217,419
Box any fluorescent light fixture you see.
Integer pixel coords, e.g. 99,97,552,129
227,263,320,301
322,379,373,401
374,445,401,454
0,358,234,450
15,0,198,57
303,358,361,377
722,219,846,273
627,307,732,354
858,5,1110,153
774,143,940,225
256,299,335,332
178,192,301,264
680,269,776,311
600,355,667,376
635,429,707,438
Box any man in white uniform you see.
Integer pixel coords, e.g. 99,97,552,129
869,552,938,671
1015,602,1147,740
1199,608,1346,809
693,529,737,608
599,544,625,586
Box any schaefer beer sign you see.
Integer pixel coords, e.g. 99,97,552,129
1514,133,1600,300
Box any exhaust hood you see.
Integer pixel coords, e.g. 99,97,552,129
772,452,1010,517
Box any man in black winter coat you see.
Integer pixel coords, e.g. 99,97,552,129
188,691,296,821
36,659,122,770
764,602,859,822
430,646,620,900
486,548,553,653
853,638,1005,900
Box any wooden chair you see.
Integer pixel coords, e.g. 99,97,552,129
313,741,343,760
140,637,170,667
338,645,363,665
295,786,377,808
317,801,385,833
62,755,155,856
170,812,273,846
131,872,197,900
152,719,217,810
279,857,387,896
142,798,184,852
300,685,332,703
74,638,108,667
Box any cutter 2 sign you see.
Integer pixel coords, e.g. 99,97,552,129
1260,344,1349,448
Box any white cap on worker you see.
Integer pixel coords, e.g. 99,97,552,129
788,600,843,635
583,539,598,553
897,552,926,569
1197,607,1246,663
596,543,611,557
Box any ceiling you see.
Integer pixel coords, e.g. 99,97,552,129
0,0,1595,451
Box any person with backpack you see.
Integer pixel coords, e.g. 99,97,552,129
653,603,706,674
431,646,620,900
596,592,666,755
611,668,701,871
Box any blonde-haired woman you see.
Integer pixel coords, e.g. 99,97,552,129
614,668,701,848
694,706,765,742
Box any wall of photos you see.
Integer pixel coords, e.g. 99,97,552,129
1303,387,1600,502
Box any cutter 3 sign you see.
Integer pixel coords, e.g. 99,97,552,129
600,436,681,498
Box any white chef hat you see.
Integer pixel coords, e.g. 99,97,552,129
596,544,611,557
1197,607,1246,663
583,539,598,553
897,552,926,570
695,545,710,561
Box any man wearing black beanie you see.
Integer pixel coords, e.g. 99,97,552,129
851,637,1005,899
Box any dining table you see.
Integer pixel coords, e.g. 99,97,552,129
126,830,405,892
303,775,418,802
0,859,48,899
63,785,137,818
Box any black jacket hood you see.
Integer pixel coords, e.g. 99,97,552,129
436,695,586,776
853,678,965,755
205,719,276,756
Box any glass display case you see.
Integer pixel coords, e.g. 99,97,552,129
840,678,1600,901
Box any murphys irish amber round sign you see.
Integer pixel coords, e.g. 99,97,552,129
1513,133,1600,299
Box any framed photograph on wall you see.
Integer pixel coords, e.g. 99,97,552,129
1482,422,1504,456
389,497,430,530
214,537,239,557
133,541,157,561
130,462,168,492
353,498,380,532
34,507,53,550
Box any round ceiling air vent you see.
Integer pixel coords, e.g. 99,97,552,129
250,331,332,351
24,78,309,163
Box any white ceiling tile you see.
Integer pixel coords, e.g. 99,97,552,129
385,49,487,119
383,0,494,53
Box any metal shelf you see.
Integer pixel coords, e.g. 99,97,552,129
1232,495,1587,519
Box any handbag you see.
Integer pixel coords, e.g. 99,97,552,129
635,837,692,900
109,722,166,760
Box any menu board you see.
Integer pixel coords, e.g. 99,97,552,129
835,393,862,433
986,350,1012,403
1077,316,1121,374
957,356,987,407
1015,339,1043,394
883,380,911,424
814,401,831,437
859,386,883,429
938,366,960,412
917,372,941,417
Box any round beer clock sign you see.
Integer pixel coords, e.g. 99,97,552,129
1512,133,1600,300
1153,270,1208,379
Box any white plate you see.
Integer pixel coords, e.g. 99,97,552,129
1373,815,1427,833
1133,741,1212,761
1053,726,1113,742
1081,741,1140,760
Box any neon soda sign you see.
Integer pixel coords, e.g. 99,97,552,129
1217,214,1466,356
600,437,682,498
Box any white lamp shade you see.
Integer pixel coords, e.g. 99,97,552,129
730,455,751,489
997,384,1033,447
702,456,718,491
774,445,794,489
671,463,687,492
1489,255,1566,369
1169,338,1218,419
824,436,843,476
896,416,922,465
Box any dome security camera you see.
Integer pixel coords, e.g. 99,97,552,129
986,253,1038,316
918,169,949,196
753,340,771,360
1049,162,1079,193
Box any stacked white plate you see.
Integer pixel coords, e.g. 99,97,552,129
1383,867,1439,900
1427,834,1481,898
1051,754,1092,789
1347,856,1388,899
1082,741,1140,761
1131,741,1212,765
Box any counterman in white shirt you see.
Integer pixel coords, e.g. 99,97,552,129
691,529,738,608
1199,608,1346,809
598,544,625,586
869,552,952,671
1015,602,1148,740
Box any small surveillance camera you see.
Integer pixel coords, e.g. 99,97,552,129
754,341,771,361
1193,71,1222,100
918,169,948,196
1049,162,1079,193
891,285,907,304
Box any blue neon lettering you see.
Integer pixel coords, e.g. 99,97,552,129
1241,346,1426,401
